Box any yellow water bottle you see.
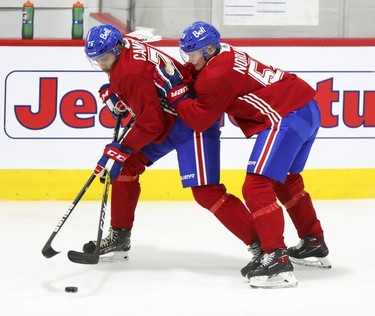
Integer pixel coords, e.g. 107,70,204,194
72,1,84,39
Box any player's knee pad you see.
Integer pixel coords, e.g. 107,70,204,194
273,173,305,207
117,152,151,182
191,184,229,213
116,174,139,182
242,173,277,212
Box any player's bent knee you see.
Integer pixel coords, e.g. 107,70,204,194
191,184,228,213
242,173,277,212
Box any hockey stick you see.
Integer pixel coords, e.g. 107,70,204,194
67,171,111,264
41,174,96,258
41,114,126,259
67,115,134,264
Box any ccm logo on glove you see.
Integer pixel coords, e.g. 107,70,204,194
104,147,128,162
94,142,132,183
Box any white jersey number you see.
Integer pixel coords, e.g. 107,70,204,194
248,59,284,86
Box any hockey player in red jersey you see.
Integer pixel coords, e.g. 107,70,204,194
82,24,261,264
159,21,331,288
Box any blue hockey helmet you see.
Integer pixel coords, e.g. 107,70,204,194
179,21,221,59
84,24,124,60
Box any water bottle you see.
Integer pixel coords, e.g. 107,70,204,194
72,1,84,39
22,1,34,39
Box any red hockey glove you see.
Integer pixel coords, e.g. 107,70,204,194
94,142,132,183
99,84,128,117
153,64,189,107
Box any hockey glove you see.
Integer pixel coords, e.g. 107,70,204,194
99,84,128,117
153,64,189,107
94,142,132,183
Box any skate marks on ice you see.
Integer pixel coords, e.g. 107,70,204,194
0,200,374,316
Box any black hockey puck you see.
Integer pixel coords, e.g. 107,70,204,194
65,286,78,293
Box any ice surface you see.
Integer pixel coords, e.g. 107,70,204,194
0,199,374,316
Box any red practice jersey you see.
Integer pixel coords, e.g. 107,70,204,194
175,43,316,137
109,36,192,152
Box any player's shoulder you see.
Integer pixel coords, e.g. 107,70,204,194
219,43,233,53
214,43,236,64
206,44,235,72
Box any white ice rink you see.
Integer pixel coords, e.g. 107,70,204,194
1,199,374,316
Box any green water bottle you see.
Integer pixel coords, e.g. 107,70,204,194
22,0,34,39
72,1,84,39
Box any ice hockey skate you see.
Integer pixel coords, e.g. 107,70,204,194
83,227,131,262
240,240,264,278
248,248,298,289
287,236,331,268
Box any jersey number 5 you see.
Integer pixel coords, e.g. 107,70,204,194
248,58,284,86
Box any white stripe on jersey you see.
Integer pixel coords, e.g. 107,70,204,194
239,93,282,124
239,93,282,174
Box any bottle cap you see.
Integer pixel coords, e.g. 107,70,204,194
23,1,34,7
73,1,84,8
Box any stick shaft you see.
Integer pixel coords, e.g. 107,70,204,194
41,115,125,259
67,115,135,264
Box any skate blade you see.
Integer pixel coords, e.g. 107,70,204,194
290,256,332,269
249,272,298,289
99,251,129,263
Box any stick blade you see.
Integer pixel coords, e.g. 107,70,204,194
67,250,99,265
42,245,60,258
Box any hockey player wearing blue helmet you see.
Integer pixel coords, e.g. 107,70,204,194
156,21,331,289
80,24,262,268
